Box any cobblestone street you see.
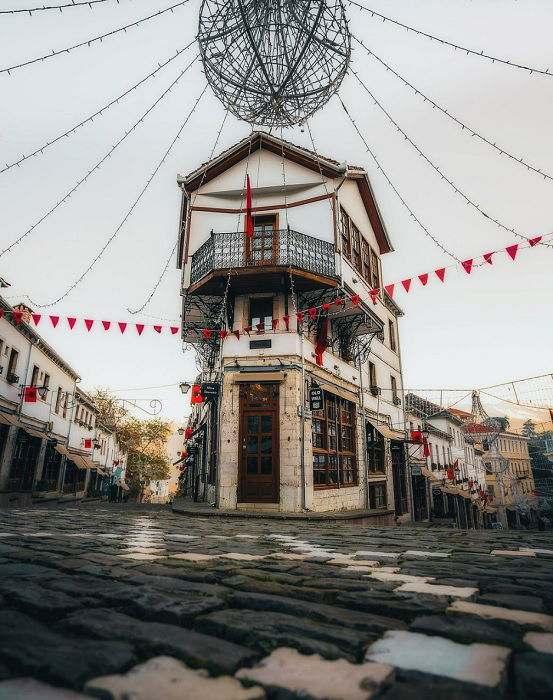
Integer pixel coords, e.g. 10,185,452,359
0,505,552,699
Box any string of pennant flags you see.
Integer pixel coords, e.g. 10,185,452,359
1,232,549,338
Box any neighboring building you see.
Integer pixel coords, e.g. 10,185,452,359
0,298,126,507
177,131,406,518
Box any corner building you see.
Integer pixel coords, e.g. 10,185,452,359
177,132,406,518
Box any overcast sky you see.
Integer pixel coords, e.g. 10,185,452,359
1,0,552,423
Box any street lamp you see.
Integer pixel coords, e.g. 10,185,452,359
37,386,49,400
179,382,191,395
177,427,184,436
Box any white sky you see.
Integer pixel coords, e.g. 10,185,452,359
1,0,552,423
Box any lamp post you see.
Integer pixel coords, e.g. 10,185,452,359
179,382,191,395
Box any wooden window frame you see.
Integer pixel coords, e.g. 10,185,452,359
388,319,397,352
366,423,386,475
369,482,387,509
312,391,357,489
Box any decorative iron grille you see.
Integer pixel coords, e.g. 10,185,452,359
190,229,335,286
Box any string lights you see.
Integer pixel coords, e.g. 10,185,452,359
353,36,553,184
0,0,191,75
349,1,553,78
0,54,199,260
350,69,553,251
2,1,122,14
27,84,208,308
1,41,196,175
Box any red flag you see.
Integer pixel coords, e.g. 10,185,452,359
185,428,194,439
384,284,394,297
296,312,304,325
321,303,331,311
369,289,378,305
282,315,290,330
13,311,23,324
118,322,127,334
314,317,329,367
529,236,542,247
84,438,92,449
50,316,59,328
202,329,212,340
461,259,473,274
271,318,279,331
255,322,264,334
24,387,37,403
67,317,76,330
84,319,94,332
334,298,345,305
219,330,228,339
0,310,3,319
31,314,41,325
191,385,203,404
506,244,518,260
453,459,459,468
483,252,494,265
422,437,430,457
246,174,253,238
435,268,446,282
418,273,428,286
232,330,240,340
136,324,144,336
411,430,422,443
446,468,455,480
243,326,252,335
153,326,162,334
308,307,317,320
350,295,360,306
401,279,411,293
170,327,179,335
102,321,111,331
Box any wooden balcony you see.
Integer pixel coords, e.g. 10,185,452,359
188,229,337,294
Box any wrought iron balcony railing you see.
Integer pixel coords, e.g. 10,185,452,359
190,229,336,287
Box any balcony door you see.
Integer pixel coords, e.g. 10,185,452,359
246,215,278,266
238,383,279,503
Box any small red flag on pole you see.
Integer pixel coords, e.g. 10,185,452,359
24,387,37,403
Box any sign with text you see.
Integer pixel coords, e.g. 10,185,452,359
201,382,220,399
309,386,323,411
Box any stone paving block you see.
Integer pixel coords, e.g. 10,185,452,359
403,551,451,558
477,592,545,613
523,632,553,654
337,590,447,621
490,550,536,557
379,681,492,700
0,678,89,699
394,582,478,600
513,652,553,699
364,630,510,688
0,579,96,618
85,656,264,700
169,553,218,562
326,558,380,567
61,608,256,673
448,601,553,631
236,647,394,699
367,572,435,584
411,614,527,649
220,553,267,561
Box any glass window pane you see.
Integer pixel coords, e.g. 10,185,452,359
247,416,258,433
247,436,258,454
260,436,272,454
261,415,272,433
260,456,272,474
247,457,258,474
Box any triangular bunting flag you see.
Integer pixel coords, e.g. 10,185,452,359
384,284,394,297
219,330,228,339
282,315,290,330
232,330,240,340
321,303,331,311
153,326,162,334
334,298,345,305
12,311,23,324
31,314,41,325
529,236,542,247
401,279,411,293
118,322,127,334
243,326,252,335
296,312,304,325
170,327,179,335
308,307,317,320
483,253,494,265
0,310,3,319
255,322,264,334
369,289,378,305
506,244,518,260
136,324,144,336
461,259,473,274
271,318,279,330
418,273,428,286
202,329,212,340
67,317,77,330
102,321,111,330
84,319,94,332
435,268,446,282
350,295,360,306
50,316,59,328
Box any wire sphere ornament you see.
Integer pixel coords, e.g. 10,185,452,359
198,0,351,127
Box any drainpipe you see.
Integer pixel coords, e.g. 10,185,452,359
58,377,79,495
17,336,35,417
299,324,306,511
358,355,370,510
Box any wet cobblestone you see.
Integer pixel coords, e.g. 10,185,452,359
0,504,551,698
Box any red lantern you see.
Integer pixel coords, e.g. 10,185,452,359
191,385,203,404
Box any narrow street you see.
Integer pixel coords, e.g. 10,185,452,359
0,505,551,698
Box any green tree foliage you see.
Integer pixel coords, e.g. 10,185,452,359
522,419,537,438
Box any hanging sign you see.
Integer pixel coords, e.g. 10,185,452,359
309,386,323,411
411,466,422,476
201,382,220,399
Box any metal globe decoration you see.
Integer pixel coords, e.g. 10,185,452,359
198,0,351,127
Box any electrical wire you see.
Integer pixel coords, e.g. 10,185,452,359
0,0,191,75
0,54,199,259
1,40,195,175
26,84,208,307
353,37,553,184
2,1,126,14
350,68,553,250
349,1,553,78
338,95,462,262
127,110,231,315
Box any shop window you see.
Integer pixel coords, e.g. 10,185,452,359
312,392,357,488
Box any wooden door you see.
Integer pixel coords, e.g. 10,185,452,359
246,215,278,266
238,383,279,503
